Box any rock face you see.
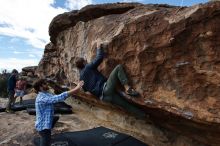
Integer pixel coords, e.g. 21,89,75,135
37,2,220,146
21,66,37,77
19,66,39,92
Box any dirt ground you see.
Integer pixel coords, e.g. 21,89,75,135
0,95,92,146
0,109,102,146
0,96,207,146
0,97,147,146
0,98,104,146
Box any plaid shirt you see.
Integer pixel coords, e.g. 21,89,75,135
35,91,68,131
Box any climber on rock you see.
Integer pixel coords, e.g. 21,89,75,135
75,41,146,118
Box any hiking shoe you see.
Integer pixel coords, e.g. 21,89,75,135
126,88,139,97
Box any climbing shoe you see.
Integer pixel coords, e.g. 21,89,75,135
126,88,139,97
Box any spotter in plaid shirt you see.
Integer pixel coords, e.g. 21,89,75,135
35,91,68,131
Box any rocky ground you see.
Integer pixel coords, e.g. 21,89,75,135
0,96,149,146
0,104,148,146
0,108,104,146
0,95,207,146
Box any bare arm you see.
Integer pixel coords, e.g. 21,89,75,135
67,81,84,95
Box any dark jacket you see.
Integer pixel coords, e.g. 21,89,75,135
80,48,107,97
7,74,17,91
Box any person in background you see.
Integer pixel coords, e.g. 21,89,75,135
75,42,146,119
33,78,84,146
6,69,18,113
14,77,27,104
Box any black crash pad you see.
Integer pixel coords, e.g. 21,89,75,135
0,99,35,112
27,107,73,115
12,99,36,111
0,105,26,112
33,126,148,146
0,106,25,112
0,107,6,112
11,104,26,111
11,99,72,112
22,99,72,109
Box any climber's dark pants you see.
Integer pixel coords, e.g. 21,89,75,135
103,64,145,118
6,90,15,111
39,116,59,146
39,129,51,146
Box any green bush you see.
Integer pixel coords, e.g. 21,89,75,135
0,76,8,98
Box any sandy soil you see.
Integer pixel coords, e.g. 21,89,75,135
0,103,102,146
0,95,87,146
0,97,146,146
0,95,206,146
0,108,148,146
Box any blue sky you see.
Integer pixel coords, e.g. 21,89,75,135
0,0,208,72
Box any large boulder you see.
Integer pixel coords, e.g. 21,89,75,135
37,2,220,146
20,66,38,88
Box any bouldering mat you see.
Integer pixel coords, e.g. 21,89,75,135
12,99,72,112
0,107,6,112
27,107,73,115
33,126,148,146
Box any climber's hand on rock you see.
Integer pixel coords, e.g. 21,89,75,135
100,41,108,49
68,81,84,95
76,80,84,89
100,41,109,55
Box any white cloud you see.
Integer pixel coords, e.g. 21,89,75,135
0,0,94,49
13,51,22,54
10,38,20,43
0,0,93,71
12,50,43,58
65,0,92,10
122,0,144,2
0,0,68,49
29,54,35,58
0,58,39,72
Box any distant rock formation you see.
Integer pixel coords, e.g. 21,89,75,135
20,66,38,89
21,66,37,77
36,2,220,146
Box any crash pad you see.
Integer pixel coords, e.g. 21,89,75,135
33,126,148,146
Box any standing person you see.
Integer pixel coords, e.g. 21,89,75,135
14,77,27,104
75,42,146,118
6,69,18,113
33,78,84,146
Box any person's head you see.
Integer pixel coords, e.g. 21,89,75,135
11,69,18,75
33,79,49,93
75,57,86,70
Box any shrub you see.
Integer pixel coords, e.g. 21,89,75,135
0,77,8,98
0,69,10,98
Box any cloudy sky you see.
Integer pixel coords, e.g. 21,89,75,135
0,0,208,72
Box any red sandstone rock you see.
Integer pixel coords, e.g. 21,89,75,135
37,2,220,145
